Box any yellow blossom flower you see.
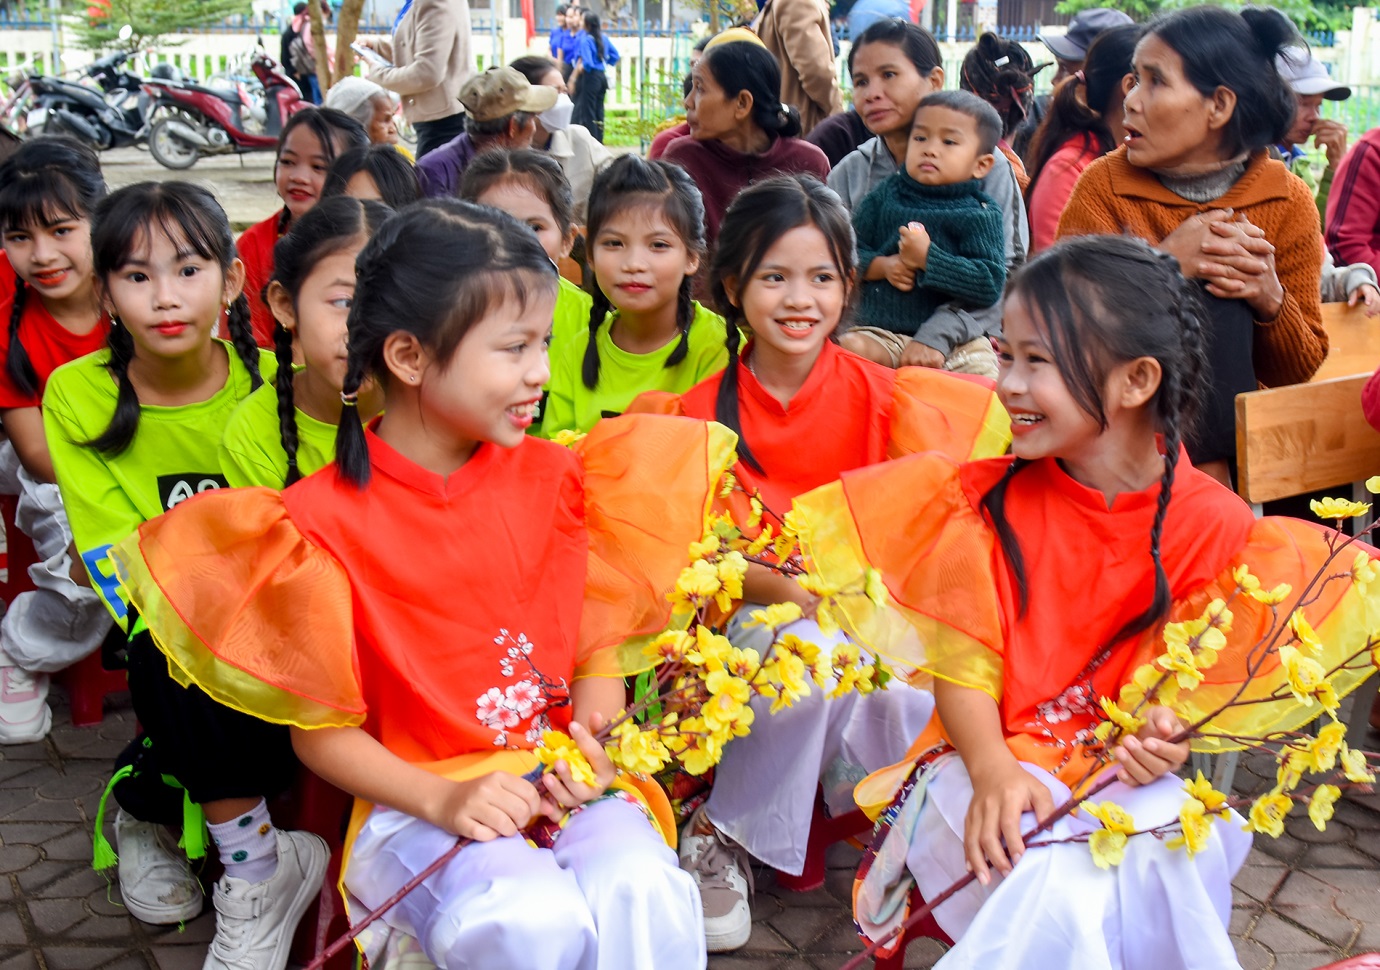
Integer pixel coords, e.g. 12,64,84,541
669,716,723,775
776,633,822,665
796,572,839,598
672,560,722,606
745,525,774,558
705,668,751,704
688,535,720,561
1096,697,1145,742
1308,720,1348,772
1353,552,1379,592
1251,583,1293,606
1246,791,1293,838
1308,785,1341,831
1367,475,1380,495
536,730,597,786
718,471,737,498
1084,800,1137,834
1159,640,1205,691
1117,663,1178,711
1184,771,1230,815
745,601,803,630
1276,748,1306,793
815,599,840,638
1201,598,1234,633
686,626,733,670
747,495,764,529
1089,829,1128,869
724,646,762,681
761,651,811,713
773,510,801,560
1166,798,1212,856
702,690,753,737
865,568,889,608
1310,497,1372,521
1340,744,1376,784
550,429,587,447
642,629,692,665
1278,645,1335,711
1288,610,1322,656
1232,564,1260,594
609,721,671,775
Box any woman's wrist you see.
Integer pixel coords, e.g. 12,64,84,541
1251,281,1285,323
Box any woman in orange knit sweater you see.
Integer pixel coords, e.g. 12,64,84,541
1058,5,1325,483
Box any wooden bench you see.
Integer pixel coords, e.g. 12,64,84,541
1313,300,1380,383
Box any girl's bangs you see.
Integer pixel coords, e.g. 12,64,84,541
0,171,90,233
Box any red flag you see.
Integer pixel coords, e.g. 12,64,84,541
521,0,536,43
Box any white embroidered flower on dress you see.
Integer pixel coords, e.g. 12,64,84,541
476,686,521,729
505,680,541,717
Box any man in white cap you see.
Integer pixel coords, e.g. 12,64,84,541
1012,7,1133,159
415,66,559,199
1275,45,1350,218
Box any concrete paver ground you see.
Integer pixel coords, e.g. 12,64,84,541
1,685,1378,969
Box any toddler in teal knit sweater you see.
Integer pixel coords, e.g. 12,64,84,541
843,90,1007,375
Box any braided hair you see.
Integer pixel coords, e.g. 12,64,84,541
334,200,557,488
0,137,106,401
268,196,392,486
708,175,856,474
981,235,1208,644
87,182,265,457
581,155,706,390
960,32,1038,138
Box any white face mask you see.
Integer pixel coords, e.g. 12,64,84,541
538,93,574,132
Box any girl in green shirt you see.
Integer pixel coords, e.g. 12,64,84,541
220,195,390,488
538,154,729,437
44,181,325,965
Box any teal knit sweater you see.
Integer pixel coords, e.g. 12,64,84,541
852,173,1006,351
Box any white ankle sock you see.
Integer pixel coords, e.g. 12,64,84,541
208,799,279,884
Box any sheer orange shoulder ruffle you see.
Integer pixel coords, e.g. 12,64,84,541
572,413,740,677
111,487,362,729
623,390,686,417
792,451,1005,697
889,368,1012,463
1122,517,1380,753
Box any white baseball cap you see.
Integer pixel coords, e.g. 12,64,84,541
1276,47,1350,100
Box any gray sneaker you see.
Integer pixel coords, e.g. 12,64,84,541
203,829,328,970
678,806,753,952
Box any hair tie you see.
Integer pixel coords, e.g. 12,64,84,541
1074,70,1086,83
340,389,360,407
994,55,1010,67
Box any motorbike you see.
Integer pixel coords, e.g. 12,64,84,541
24,48,149,150
142,52,306,170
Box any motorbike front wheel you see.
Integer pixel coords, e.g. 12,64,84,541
148,116,201,170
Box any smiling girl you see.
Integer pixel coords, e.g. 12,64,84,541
236,107,369,346
0,137,112,743
538,154,727,437
43,181,332,969
630,175,1010,953
791,234,1371,967
109,200,720,969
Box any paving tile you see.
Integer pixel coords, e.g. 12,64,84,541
1235,862,1291,902
41,947,134,970
1271,904,1359,950
1230,906,1262,936
0,951,42,970
1270,954,1346,970
0,847,40,875
768,904,848,949
1232,937,1274,970
1287,816,1355,845
1336,890,1380,923
1248,912,1337,953
0,908,27,947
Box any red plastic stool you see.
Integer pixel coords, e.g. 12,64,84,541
278,770,354,970
774,790,872,892
1318,958,1380,970
0,493,127,726
873,885,954,969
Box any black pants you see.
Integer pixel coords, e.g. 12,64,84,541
571,70,608,143
414,112,468,160
117,627,297,821
1188,288,1256,469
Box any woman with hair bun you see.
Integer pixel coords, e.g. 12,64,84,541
1059,5,1325,485
661,41,831,250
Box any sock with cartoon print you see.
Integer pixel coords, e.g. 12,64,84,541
208,799,279,884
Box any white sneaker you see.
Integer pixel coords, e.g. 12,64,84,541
679,806,752,952
0,652,50,744
115,809,205,924
204,829,328,970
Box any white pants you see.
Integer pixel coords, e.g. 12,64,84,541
909,758,1251,970
0,442,111,673
706,614,936,874
345,797,706,970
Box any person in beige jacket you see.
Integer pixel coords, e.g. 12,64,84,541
754,0,843,136
360,0,473,158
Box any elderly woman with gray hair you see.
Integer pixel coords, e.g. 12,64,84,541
324,77,414,160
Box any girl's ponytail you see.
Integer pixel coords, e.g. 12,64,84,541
273,322,302,485
224,293,264,391
84,318,142,457
713,320,762,473
581,283,613,389
665,276,694,368
5,273,38,400
332,354,371,487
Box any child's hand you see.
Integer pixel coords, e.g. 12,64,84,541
883,255,916,292
435,771,541,841
899,339,946,369
1348,282,1380,317
964,759,1055,885
898,222,931,271
539,716,618,821
1111,705,1189,786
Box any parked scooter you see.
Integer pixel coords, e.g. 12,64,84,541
25,43,149,150
142,52,305,170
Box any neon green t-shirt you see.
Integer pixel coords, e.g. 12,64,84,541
537,300,729,438
219,375,340,489
43,341,277,626
554,276,593,347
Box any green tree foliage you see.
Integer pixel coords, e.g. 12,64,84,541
1053,0,1351,34
65,0,253,51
